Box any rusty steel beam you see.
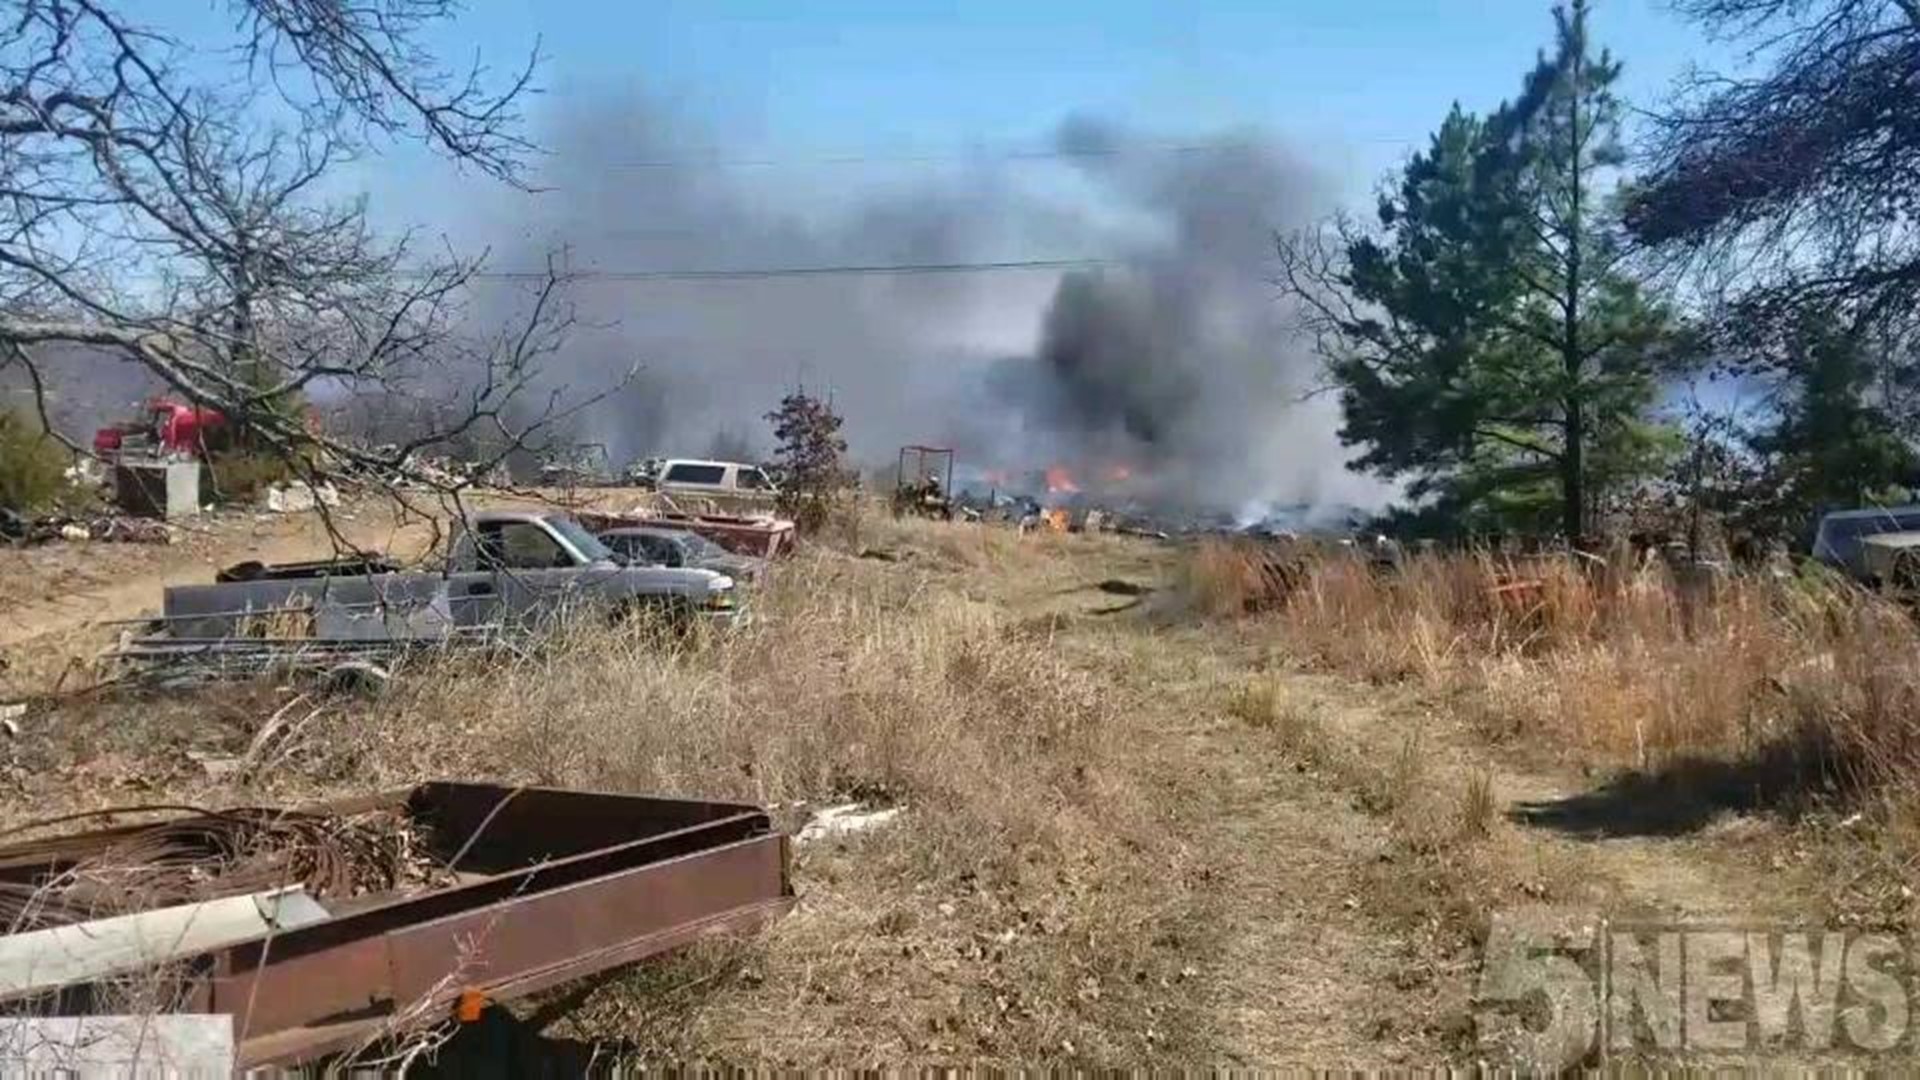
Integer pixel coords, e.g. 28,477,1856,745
0,783,794,1068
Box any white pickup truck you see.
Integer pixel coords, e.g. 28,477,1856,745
160,509,741,640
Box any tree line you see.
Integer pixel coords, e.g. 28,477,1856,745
1280,0,1920,548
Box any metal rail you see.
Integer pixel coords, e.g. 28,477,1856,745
0,783,794,1068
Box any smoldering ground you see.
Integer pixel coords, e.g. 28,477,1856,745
465,98,1387,515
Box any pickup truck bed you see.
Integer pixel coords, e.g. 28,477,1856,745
216,555,402,582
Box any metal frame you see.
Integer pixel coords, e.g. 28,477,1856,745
0,783,794,1067
893,445,955,501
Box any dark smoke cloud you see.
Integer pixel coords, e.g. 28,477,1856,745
464,98,1386,517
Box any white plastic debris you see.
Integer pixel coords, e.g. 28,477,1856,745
0,887,329,997
0,1015,234,1073
259,481,341,513
62,458,102,486
795,803,903,844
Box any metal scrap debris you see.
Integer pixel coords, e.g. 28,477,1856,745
0,783,794,1069
2,514,177,545
0,887,330,997
0,804,446,932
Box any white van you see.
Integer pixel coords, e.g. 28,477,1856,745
654,459,780,509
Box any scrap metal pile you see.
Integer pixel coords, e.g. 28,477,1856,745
108,625,508,688
0,509,178,546
0,805,446,932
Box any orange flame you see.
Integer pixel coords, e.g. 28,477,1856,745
1045,465,1080,494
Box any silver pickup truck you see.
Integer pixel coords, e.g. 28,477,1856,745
159,509,741,641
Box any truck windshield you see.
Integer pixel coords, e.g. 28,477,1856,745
546,516,615,563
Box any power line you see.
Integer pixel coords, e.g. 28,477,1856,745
465,257,1117,281
608,142,1246,169
604,136,1420,171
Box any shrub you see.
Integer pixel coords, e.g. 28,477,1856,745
0,409,77,514
764,391,854,535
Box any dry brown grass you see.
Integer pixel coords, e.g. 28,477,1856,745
1178,538,1304,618
1,514,1212,1064
1191,544,1920,854
1222,664,1592,1015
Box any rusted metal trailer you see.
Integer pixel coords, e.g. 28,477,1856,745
0,783,793,1068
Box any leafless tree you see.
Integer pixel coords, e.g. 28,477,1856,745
1627,0,1920,332
0,0,603,503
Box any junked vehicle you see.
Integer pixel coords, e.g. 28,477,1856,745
597,525,768,583
155,509,742,645
1811,506,1920,584
1861,532,1920,592
598,525,768,583
651,459,780,514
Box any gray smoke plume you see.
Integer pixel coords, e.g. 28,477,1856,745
462,99,1386,517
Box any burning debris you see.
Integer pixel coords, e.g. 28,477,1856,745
951,119,1389,523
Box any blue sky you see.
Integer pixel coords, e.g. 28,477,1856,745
521,0,1725,183
148,0,1733,214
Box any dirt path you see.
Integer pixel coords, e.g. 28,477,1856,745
1032,551,1815,1065
1029,590,1446,1064
1280,671,1802,924
1160,675,1441,1063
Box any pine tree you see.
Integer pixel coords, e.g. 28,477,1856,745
1283,0,1682,537
1749,312,1917,521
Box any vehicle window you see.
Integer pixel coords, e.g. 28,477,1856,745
638,535,677,564
545,516,613,562
737,468,769,490
664,463,727,485
478,522,570,569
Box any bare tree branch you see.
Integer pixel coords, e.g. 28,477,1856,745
0,0,591,510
